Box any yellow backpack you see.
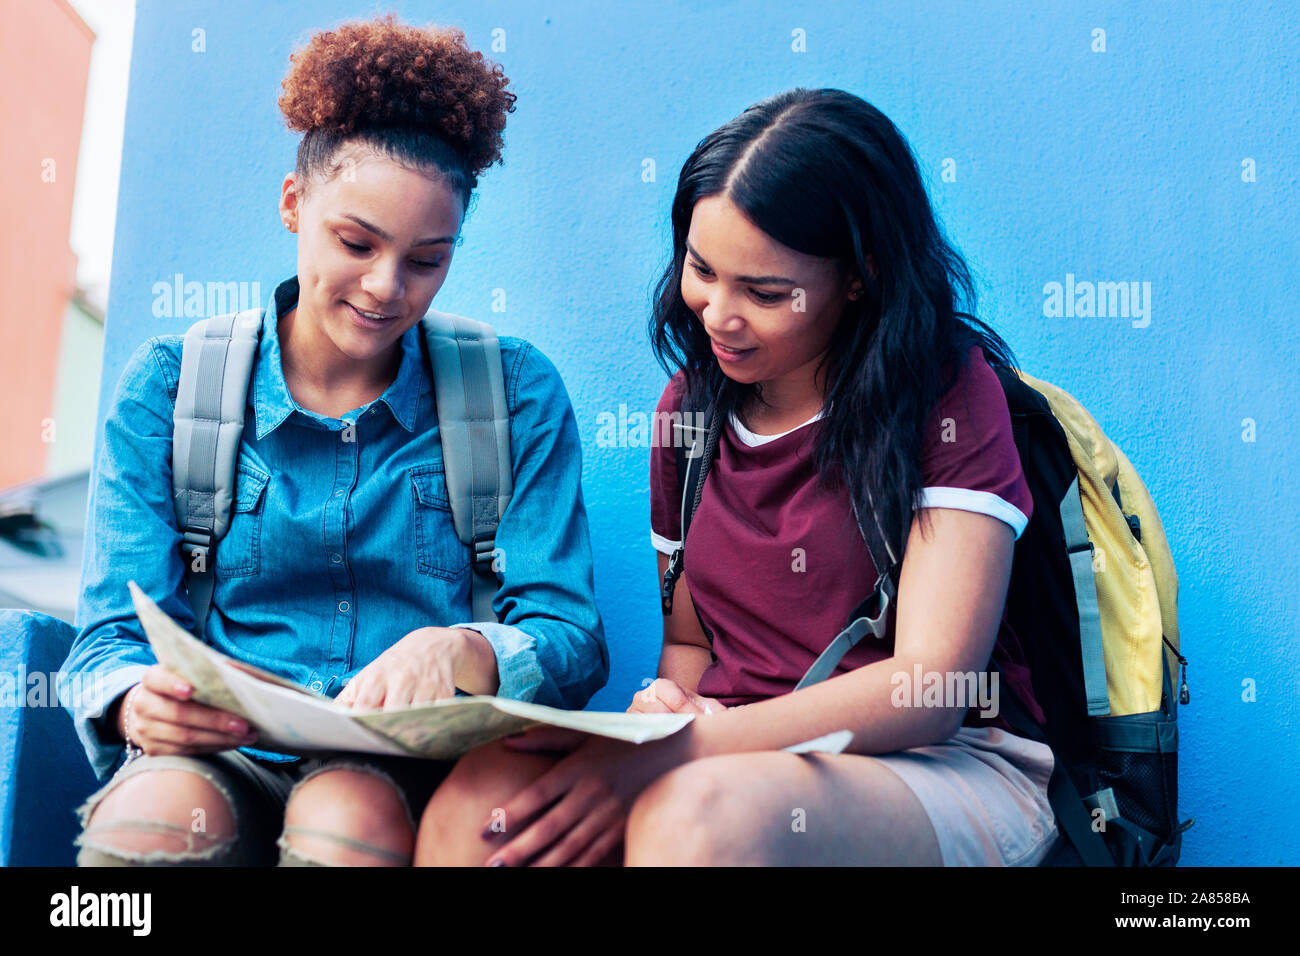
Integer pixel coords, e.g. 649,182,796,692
993,367,1192,866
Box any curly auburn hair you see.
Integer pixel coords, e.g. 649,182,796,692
279,14,515,201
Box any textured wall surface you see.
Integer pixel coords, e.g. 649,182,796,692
96,1,1299,864
0,0,94,486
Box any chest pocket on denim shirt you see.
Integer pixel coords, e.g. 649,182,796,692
217,461,270,577
409,464,470,581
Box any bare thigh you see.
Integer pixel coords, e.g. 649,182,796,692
626,750,944,866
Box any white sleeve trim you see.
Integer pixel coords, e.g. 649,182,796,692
916,486,1029,540
651,530,681,556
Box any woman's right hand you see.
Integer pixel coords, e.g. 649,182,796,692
626,678,725,715
115,664,260,756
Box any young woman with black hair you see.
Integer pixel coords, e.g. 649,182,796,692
416,87,1059,867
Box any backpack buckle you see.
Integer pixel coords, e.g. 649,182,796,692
860,571,892,639
1083,787,1120,823
180,529,212,574
673,422,706,460
840,568,894,642
473,538,499,572
661,548,684,615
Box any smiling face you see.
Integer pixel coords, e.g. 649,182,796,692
680,194,863,398
279,144,465,366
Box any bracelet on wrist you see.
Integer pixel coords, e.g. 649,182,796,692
121,685,143,757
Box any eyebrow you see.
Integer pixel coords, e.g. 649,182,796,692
342,214,455,247
685,240,797,285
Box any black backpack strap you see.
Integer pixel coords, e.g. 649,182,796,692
661,399,720,616
989,658,1118,866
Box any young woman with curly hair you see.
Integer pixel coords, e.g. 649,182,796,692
415,88,1060,867
59,14,607,867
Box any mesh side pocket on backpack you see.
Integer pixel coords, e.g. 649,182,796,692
1096,746,1178,839
1092,711,1180,852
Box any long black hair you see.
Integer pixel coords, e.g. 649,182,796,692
649,87,1019,573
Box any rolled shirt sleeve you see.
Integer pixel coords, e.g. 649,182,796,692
451,341,608,710
59,337,196,779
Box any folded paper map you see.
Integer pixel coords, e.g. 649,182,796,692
128,581,693,760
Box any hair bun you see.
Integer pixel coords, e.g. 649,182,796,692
278,14,515,177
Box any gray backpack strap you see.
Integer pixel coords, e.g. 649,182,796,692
421,311,513,623
1061,473,1109,716
172,309,262,638
797,472,1107,713
794,570,894,690
795,493,901,690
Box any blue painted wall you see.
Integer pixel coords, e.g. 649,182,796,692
95,0,1300,864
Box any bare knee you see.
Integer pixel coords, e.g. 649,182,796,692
415,738,559,866
630,753,943,867
78,769,236,863
280,768,413,866
626,758,762,866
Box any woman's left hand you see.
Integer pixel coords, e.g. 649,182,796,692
485,729,692,866
336,626,475,710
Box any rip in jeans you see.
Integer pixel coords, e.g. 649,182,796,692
273,760,416,867
74,762,242,866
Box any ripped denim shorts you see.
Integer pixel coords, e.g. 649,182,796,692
73,747,454,866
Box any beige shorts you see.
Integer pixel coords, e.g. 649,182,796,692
873,725,1061,866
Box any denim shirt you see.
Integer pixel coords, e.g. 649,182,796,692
60,276,608,779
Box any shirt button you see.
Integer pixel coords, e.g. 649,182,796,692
333,490,344,498
309,680,323,692
331,553,342,563
338,601,350,613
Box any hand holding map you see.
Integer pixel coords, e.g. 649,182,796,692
127,581,693,760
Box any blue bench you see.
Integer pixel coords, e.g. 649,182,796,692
0,610,99,866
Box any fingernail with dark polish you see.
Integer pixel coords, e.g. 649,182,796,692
488,857,507,867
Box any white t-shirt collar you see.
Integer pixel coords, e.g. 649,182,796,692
729,408,826,447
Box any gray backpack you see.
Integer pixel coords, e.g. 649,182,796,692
170,308,513,638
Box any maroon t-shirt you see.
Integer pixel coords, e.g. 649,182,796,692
650,345,1046,736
